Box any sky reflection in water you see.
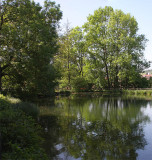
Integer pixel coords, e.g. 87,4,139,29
39,96,152,160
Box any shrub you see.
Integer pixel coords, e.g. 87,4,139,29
72,77,89,92
13,102,39,119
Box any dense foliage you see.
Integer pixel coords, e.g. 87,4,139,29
0,1,150,95
0,0,62,97
0,94,48,159
55,6,150,91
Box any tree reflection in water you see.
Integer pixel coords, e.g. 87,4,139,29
39,96,150,160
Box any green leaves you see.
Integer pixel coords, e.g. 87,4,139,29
83,6,149,89
0,94,48,159
0,0,62,97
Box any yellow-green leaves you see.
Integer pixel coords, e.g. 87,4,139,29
83,6,149,89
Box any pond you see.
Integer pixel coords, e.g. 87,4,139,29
38,95,152,160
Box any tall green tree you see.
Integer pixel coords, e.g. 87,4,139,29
0,0,62,97
55,24,87,90
70,26,86,77
83,6,149,89
54,22,74,89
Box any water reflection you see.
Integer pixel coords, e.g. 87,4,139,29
39,96,151,160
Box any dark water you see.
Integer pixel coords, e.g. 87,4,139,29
38,95,152,160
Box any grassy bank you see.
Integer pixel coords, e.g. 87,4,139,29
0,94,48,160
123,90,152,96
56,89,123,96
56,89,152,97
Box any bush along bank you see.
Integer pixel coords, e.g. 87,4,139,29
0,94,48,160
123,90,152,96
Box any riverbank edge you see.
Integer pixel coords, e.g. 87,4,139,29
0,94,48,159
55,89,152,96
122,89,152,96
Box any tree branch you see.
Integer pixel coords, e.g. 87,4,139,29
1,64,10,71
0,15,4,31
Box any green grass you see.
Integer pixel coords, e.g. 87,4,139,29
123,90,152,96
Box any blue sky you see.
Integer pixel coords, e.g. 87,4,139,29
35,0,152,68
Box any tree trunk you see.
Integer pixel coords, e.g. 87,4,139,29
67,52,70,84
0,64,1,93
105,62,111,89
0,64,9,92
0,132,1,160
103,46,111,89
0,68,2,92
114,65,119,88
81,53,83,77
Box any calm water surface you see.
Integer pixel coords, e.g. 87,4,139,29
38,95,152,160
